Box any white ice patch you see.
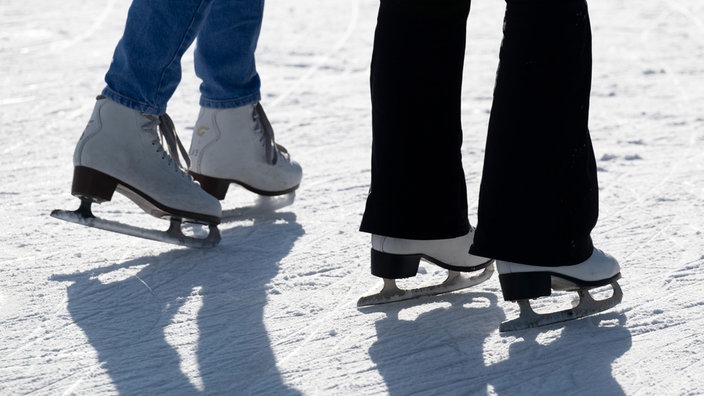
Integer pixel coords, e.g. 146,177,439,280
0,292,20,319
163,286,205,392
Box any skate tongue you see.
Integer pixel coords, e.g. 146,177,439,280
155,113,191,169
253,103,281,165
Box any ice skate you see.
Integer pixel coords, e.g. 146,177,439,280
51,96,222,248
188,103,302,200
498,248,623,331
357,229,494,306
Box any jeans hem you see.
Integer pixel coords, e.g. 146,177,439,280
200,92,261,109
102,87,165,115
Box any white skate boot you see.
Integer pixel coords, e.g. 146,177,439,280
188,103,302,199
357,228,494,306
497,248,623,331
51,96,222,248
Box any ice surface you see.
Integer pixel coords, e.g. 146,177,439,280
1,0,703,394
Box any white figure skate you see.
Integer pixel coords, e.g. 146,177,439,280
358,229,494,306
51,96,222,248
498,248,623,331
189,103,302,200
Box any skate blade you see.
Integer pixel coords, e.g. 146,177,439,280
499,281,623,332
357,263,495,307
51,200,220,248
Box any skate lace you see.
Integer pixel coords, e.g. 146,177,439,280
143,113,192,178
252,103,289,165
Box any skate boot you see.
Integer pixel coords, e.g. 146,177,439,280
358,228,495,306
188,103,302,199
498,248,623,331
51,96,222,248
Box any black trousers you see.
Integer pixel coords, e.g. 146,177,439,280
360,0,598,266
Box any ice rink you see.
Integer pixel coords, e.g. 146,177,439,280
1,0,703,394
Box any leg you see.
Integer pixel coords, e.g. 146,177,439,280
356,0,493,305
194,0,264,108
472,0,598,266
188,0,302,199
471,0,622,329
103,0,215,114
63,0,222,243
360,0,472,240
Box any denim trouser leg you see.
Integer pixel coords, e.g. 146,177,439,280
196,0,264,108
470,0,598,266
102,0,264,115
102,0,214,115
359,0,472,240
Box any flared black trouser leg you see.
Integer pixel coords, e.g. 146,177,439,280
469,0,599,266
360,0,473,240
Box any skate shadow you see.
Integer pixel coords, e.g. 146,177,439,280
366,292,631,395
487,311,631,396
364,291,505,395
50,211,303,395
220,193,296,224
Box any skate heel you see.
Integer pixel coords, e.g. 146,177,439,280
190,172,229,200
371,249,421,279
498,272,552,301
71,166,118,203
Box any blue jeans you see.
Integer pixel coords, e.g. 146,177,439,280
102,0,265,115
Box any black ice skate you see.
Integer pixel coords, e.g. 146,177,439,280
498,248,623,332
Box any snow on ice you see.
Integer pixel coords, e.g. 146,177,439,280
1,0,703,394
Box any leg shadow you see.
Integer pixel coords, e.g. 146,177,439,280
363,291,505,395
51,211,303,394
487,311,632,395
364,289,631,395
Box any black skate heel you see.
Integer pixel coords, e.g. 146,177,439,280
498,272,552,301
71,166,118,203
370,249,421,279
190,172,229,200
